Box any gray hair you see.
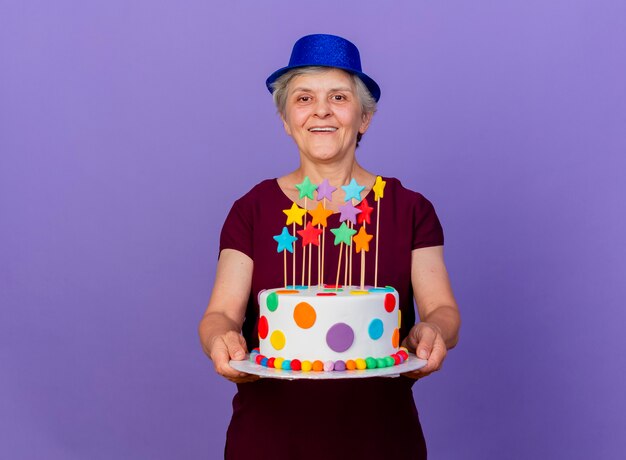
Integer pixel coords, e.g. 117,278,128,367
270,66,377,146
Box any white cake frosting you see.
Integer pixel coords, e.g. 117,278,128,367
257,285,401,364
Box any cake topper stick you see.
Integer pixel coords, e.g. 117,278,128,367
297,222,322,288
283,202,307,287
359,221,366,290
336,242,344,289
354,226,373,290
372,176,387,287
330,222,357,289
318,222,322,286
356,198,374,290
344,239,349,286
296,176,318,288
316,180,336,286
293,222,296,287
349,221,353,286
341,179,364,287
308,242,313,287
273,226,298,287
360,248,365,289
301,202,306,287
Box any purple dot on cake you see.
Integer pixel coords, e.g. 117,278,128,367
326,323,354,352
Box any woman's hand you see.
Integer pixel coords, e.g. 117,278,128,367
401,322,447,380
199,249,259,384
403,246,460,380
209,330,259,384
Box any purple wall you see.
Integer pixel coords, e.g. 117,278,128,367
2,1,625,458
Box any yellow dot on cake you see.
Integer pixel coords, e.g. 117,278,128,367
270,330,286,350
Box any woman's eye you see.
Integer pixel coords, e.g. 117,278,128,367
298,96,311,102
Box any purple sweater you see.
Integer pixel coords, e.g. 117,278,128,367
219,178,443,459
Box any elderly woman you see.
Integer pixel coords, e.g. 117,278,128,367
199,34,460,459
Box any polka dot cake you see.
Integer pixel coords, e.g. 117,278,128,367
257,285,402,370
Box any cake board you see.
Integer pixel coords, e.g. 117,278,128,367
230,354,427,380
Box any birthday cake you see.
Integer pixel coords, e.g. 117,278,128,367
247,176,410,372
251,285,407,371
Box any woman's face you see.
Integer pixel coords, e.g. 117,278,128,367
281,68,372,164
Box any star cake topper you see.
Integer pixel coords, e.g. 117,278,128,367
273,227,298,253
282,202,307,226
330,222,357,246
338,202,361,225
316,178,337,202
373,176,386,202
353,226,373,253
308,202,334,227
295,176,318,200
356,198,374,225
341,178,366,202
297,222,323,247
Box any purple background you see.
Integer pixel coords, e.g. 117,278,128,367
2,1,625,458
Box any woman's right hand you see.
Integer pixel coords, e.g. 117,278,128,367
209,331,259,384
199,249,258,384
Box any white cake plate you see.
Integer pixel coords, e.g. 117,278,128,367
229,354,427,380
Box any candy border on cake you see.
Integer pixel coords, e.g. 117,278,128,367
248,347,411,372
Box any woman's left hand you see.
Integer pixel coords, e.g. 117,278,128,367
401,322,448,380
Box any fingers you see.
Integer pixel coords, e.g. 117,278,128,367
415,324,437,360
402,323,447,380
222,330,248,360
210,332,258,383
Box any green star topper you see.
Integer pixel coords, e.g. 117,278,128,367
295,176,318,200
330,222,357,246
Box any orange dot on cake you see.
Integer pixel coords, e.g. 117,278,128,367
293,302,316,329
392,328,400,348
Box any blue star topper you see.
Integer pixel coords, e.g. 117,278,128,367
341,178,365,202
273,226,298,253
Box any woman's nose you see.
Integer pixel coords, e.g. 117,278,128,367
313,98,332,118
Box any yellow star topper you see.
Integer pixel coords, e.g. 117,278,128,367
282,202,307,226
372,176,386,202
353,226,373,253
308,202,334,227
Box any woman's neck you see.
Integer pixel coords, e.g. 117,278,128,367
292,154,372,187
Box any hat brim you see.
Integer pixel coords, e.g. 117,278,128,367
266,64,381,102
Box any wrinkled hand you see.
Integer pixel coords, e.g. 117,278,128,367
210,331,259,384
401,322,447,380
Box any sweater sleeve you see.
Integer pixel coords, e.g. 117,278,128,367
219,196,254,259
412,194,444,250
